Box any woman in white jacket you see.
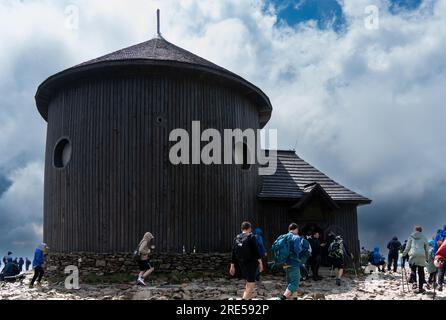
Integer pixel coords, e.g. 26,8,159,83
137,232,155,286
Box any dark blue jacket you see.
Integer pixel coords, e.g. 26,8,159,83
253,228,266,256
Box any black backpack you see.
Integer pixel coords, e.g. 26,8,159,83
234,233,254,263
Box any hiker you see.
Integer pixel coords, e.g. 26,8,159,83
25,257,31,271
253,227,267,279
18,257,24,272
403,226,429,294
369,247,386,272
271,223,302,300
434,240,446,291
29,243,48,288
360,247,371,266
387,237,401,272
13,257,18,266
328,235,353,286
299,235,312,281
434,225,446,255
136,232,155,286
230,221,263,300
308,232,325,281
400,240,409,269
426,240,437,290
0,257,20,282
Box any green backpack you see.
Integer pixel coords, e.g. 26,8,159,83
328,240,344,259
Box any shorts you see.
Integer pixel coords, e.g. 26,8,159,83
285,265,300,293
330,257,344,269
239,261,259,283
138,259,153,272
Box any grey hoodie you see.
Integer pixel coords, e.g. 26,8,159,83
403,231,429,267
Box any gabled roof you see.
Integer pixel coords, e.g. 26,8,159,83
258,150,371,205
291,182,340,211
35,36,272,126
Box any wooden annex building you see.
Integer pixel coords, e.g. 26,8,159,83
35,23,371,263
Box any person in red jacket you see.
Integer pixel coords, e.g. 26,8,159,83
434,240,446,291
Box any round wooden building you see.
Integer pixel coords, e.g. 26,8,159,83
35,33,272,254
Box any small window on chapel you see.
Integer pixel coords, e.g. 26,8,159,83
54,138,72,168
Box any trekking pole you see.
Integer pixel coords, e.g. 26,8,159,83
433,272,437,301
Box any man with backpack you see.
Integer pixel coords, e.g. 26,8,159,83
387,236,401,272
328,235,353,286
271,223,302,300
230,221,263,300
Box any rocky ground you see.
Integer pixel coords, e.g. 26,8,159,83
1,268,445,300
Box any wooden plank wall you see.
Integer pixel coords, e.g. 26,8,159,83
44,72,260,253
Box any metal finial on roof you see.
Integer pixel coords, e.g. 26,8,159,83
156,9,162,38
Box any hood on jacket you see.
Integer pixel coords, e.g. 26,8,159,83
143,232,154,242
38,243,47,251
392,236,398,241
410,231,424,240
7,257,13,263
253,228,263,236
373,247,380,253
429,240,435,247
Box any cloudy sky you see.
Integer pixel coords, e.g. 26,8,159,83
1,0,445,260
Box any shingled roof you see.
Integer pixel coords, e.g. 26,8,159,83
35,36,272,126
258,150,371,205
76,37,227,72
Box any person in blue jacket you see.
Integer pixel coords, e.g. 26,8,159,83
280,223,302,300
253,228,266,257
434,226,446,255
29,243,48,288
253,227,267,281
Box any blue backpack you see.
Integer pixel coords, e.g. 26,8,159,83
271,233,293,267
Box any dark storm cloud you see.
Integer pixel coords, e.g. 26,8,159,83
0,0,445,259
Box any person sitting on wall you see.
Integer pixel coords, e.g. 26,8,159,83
136,232,155,286
0,257,21,282
230,221,263,300
29,243,48,288
369,247,386,273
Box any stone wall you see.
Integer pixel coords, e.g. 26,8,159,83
46,252,232,278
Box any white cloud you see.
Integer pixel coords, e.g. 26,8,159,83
0,0,445,254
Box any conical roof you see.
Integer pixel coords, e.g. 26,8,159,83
77,37,226,72
35,36,272,126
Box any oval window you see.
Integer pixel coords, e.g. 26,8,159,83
54,138,72,168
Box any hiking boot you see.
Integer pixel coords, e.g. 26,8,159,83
439,285,443,292
418,288,426,294
336,279,341,286
28,283,34,289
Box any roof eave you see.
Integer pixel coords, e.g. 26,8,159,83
35,59,273,125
